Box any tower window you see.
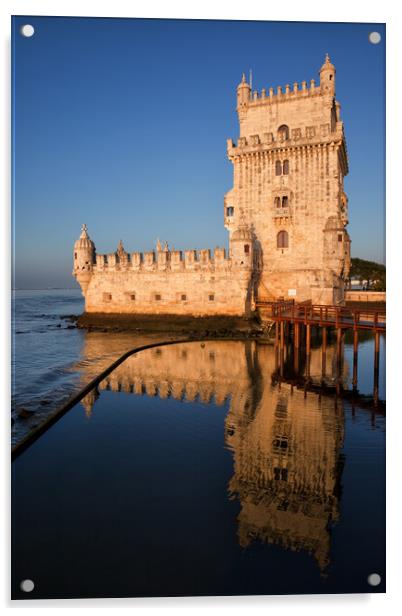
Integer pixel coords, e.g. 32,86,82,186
74,252,77,259
130,294,136,301
338,233,343,242
209,294,215,301
155,294,161,301
330,75,333,80
226,206,234,217
282,196,288,208
283,160,289,175
277,230,289,248
103,293,112,302
274,197,281,208
181,294,187,301
278,124,290,141
275,160,282,175
244,244,250,254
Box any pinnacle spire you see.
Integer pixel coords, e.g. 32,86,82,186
80,223,89,238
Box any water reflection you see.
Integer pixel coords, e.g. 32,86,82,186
81,340,345,569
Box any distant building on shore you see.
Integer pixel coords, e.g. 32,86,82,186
73,55,351,315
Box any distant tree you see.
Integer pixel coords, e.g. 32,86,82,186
348,258,386,291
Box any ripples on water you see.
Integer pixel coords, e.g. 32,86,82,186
12,290,177,445
12,340,385,598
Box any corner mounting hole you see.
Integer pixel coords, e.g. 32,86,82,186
369,32,381,44
20,24,35,38
367,573,381,586
20,579,34,592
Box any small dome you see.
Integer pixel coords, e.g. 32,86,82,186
320,53,335,72
231,225,253,241
74,224,95,250
237,72,250,89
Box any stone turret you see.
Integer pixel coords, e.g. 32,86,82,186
73,224,96,295
230,223,254,268
237,73,251,108
319,53,336,97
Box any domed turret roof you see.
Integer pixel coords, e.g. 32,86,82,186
320,53,335,72
237,72,250,89
74,224,95,250
231,224,253,241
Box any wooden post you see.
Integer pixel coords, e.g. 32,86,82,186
321,326,327,379
294,322,300,349
294,347,299,374
373,331,380,406
306,324,311,379
336,327,342,364
352,329,358,392
336,327,342,394
275,321,279,347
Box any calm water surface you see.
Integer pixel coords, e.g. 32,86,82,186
12,290,177,445
12,339,385,598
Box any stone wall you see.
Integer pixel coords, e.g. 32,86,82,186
83,250,255,316
345,291,386,303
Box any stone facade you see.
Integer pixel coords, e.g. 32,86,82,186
73,55,350,315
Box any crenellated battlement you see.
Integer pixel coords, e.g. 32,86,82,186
227,121,345,158
243,78,323,109
93,245,235,273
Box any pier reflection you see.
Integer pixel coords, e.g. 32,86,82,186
80,339,347,569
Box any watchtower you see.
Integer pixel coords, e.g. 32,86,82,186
225,55,351,304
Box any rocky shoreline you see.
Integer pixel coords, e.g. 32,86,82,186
75,311,271,339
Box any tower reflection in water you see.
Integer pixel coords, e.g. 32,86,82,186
80,339,345,571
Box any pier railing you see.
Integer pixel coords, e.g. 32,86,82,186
256,300,386,332
256,300,386,406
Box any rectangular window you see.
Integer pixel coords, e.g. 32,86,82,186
209,294,215,301
130,294,136,301
181,294,187,301
338,233,343,242
226,206,234,217
103,293,112,302
244,244,250,254
155,294,161,301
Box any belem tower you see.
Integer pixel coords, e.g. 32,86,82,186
73,55,351,317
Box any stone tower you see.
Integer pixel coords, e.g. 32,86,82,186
225,55,351,304
73,224,96,295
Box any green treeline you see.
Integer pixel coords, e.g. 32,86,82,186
348,258,386,291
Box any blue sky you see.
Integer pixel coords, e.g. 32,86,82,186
12,17,385,289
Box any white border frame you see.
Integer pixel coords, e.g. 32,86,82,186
2,1,400,614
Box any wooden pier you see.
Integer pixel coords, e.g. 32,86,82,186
257,300,386,405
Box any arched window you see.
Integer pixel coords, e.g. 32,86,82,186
277,230,289,248
226,206,234,217
278,125,290,141
282,196,288,208
274,197,281,208
244,244,250,254
283,159,289,175
275,160,282,175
